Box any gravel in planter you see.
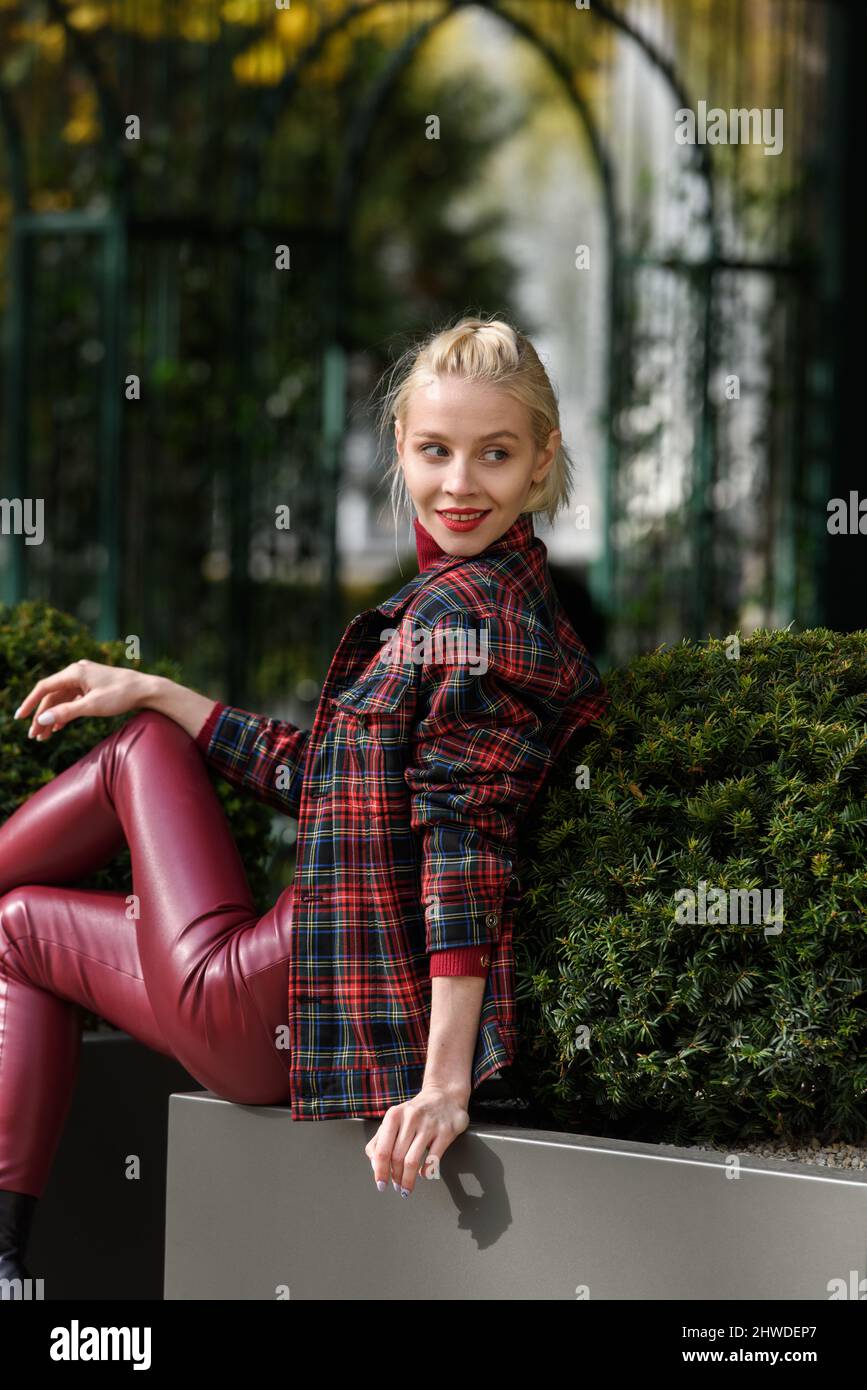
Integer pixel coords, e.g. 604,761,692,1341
683,1137,867,1170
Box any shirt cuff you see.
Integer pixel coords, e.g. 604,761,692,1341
430,944,492,978
194,700,226,752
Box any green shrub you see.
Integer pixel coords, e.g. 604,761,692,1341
0,600,274,1032
515,628,867,1146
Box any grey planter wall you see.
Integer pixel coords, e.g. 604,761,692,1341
29,1031,204,1301
164,1090,867,1300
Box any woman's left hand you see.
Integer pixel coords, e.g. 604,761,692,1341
364,1083,470,1196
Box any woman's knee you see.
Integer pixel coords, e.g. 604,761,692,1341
105,709,195,773
218,1078,291,1107
118,708,189,743
0,888,34,971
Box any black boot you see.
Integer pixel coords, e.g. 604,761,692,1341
0,1188,38,1292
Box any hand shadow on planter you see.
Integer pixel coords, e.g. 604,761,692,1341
437,1142,511,1251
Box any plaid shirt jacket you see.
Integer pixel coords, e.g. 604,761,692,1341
195,513,609,1119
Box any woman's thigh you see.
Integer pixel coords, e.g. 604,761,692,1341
0,883,293,1105
0,709,296,1105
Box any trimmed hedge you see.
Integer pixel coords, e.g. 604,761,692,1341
0,600,274,1032
514,628,867,1146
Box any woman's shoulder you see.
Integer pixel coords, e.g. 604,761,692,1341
401,555,602,703
406,540,550,629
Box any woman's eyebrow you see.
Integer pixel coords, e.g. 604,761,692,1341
410,429,521,441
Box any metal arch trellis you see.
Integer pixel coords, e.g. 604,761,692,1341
323,0,622,654
329,0,624,647
0,0,832,678
0,0,720,664
226,0,721,659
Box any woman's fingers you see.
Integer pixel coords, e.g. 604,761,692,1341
388,1109,428,1195
396,1130,437,1196
27,693,66,741
15,667,84,723
365,1104,454,1196
365,1109,402,1191
30,691,98,738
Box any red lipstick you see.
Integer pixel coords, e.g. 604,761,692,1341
436,508,492,533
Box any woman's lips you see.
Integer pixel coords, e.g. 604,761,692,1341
436,509,492,533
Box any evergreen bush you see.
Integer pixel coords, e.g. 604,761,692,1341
514,628,867,1146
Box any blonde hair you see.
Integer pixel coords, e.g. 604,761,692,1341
370,313,574,537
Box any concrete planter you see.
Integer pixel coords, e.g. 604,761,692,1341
28,1031,203,1300
164,1090,867,1300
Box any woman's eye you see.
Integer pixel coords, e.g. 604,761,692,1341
418,444,509,462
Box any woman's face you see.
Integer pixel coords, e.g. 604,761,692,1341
394,375,559,555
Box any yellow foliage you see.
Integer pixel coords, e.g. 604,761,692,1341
274,1,316,45
304,30,351,85
222,0,265,26
233,38,287,86
351,0,442,37
179,4,222,44
61,87,100,144
110,0,170,41
9,21,66,60
66,4,109,30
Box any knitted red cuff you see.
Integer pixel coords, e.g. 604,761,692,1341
429,944,492,978
195,700,226,751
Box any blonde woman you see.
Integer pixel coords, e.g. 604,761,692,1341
0,315,608,1286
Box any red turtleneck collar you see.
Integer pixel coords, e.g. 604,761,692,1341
413,516,447,571
413,513,534,571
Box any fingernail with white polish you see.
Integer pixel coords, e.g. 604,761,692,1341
37,711,55,725
400,1187,410,1198
13,705,22,718
376,1180,386,1192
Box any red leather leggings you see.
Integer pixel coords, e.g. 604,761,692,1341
0,709,294,1197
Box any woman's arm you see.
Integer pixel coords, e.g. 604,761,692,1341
140,674,216,738
144,675,311,820
365,976,482,1197
364,975,484,1196
422,975,487,1106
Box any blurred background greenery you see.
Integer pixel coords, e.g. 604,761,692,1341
0,0,861,730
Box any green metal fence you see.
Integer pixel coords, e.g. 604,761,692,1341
0,0,854,689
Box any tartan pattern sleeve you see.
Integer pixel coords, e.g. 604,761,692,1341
194,700,311,819
405,611,605,955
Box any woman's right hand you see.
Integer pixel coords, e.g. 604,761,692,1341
14,660,154,741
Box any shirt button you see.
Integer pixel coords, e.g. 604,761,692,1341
485,912,498,928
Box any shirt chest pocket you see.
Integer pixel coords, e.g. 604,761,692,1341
326,662,417,783
330,661,416,722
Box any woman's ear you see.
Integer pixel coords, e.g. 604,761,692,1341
532,428,560,483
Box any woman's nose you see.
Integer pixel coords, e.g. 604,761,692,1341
442,463,479,496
